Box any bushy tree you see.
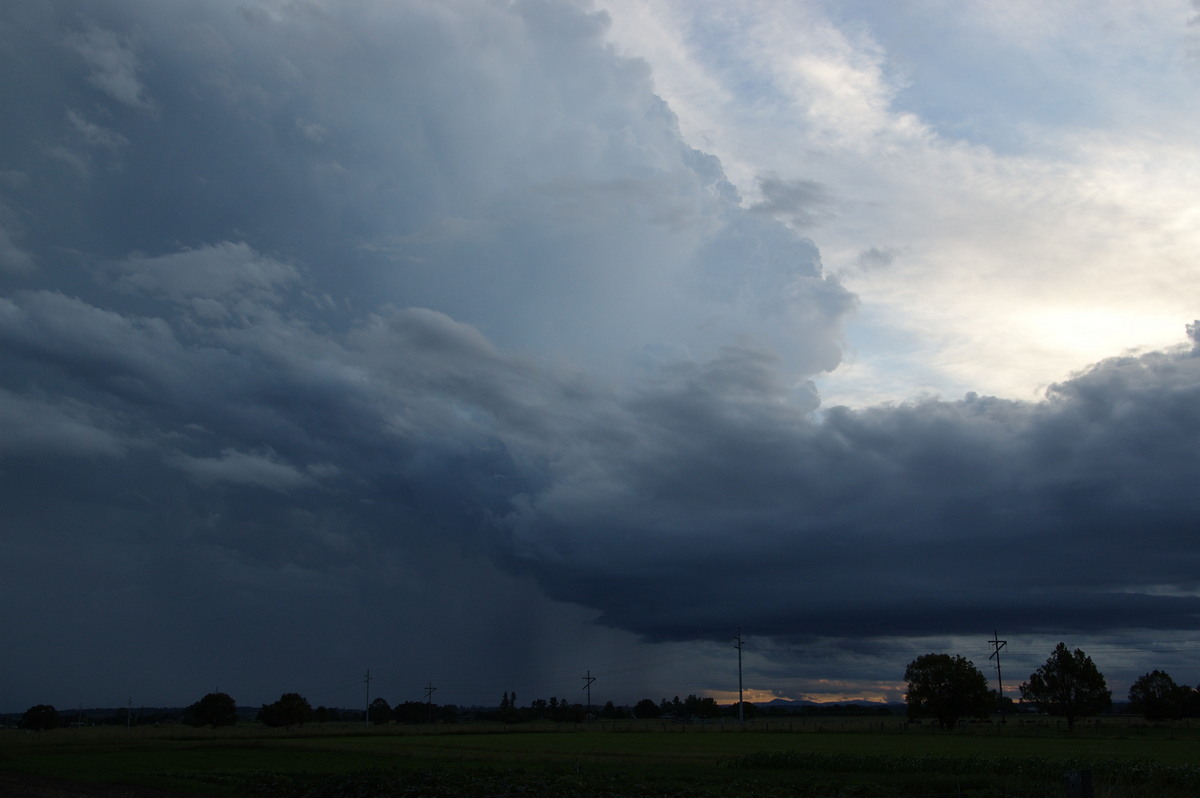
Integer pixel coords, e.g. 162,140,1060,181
258,692,313,727
726,701,758,720
1128,670,1185,721
184,692,238,727
368,696,391,724
904,653,992,729
633,698,660,718
683,694,721,720
394,700,438,724
1020,643,1111,730
21,704,61,732
1183,686,1200,718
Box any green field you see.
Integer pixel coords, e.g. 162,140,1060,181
3,719,1200,796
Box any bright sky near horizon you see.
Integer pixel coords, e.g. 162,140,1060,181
605,0,1200,406
2,0,1199,714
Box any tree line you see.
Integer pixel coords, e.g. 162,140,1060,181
177,690,726,728
16,644,1200,731
14,690,733,731
904,641,1200,730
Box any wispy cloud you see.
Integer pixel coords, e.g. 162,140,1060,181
167,448,319,491
63,23,154,110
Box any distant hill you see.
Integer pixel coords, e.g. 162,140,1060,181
751,698,906,715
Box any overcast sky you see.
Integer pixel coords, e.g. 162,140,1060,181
2,0,1199,714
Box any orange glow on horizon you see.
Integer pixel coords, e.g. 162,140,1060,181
704,688,792,704
704,680,907,705
800,692,890,703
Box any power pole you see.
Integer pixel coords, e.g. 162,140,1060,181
364,668,371,730
734,629,745,725
988,630,1008,724
582,670,596,719
424,683,437,723
127,697,131,729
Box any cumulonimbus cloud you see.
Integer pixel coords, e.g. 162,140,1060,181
1,0,1196,709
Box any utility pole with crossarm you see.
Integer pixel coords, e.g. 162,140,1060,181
988,630,1008,724
735,629,745,724
582,670,596,719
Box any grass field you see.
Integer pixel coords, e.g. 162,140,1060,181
3,718,1199,797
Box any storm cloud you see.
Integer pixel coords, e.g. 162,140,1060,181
2,0,1198,710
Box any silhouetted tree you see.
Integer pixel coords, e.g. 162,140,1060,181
394,700,437,724
1183,686,1200,718
992,690,1015,716
727,701,758,720
368,697,391,725
904,653,991,730
184,692,237,727
555,701,585,722
633,698,660,718
259,692,313,727
1020,643,1111,730
1128,670,1185,721
21,704,61,732
684,694,721,720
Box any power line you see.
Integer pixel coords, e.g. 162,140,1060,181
303,676,373,699
326,639,730,707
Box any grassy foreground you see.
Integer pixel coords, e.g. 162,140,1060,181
3,719,1200,797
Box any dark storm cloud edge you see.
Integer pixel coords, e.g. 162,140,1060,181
511,330,1200,643
5,269,1199,648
